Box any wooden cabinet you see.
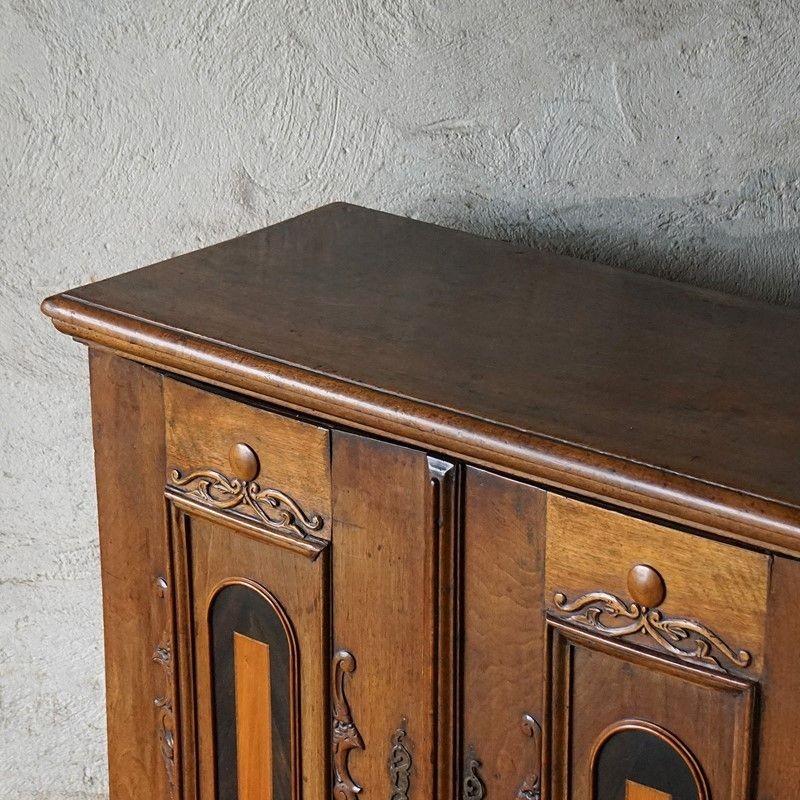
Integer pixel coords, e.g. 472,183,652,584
43,203,800,798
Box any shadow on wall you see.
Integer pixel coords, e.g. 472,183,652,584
418,167,800,308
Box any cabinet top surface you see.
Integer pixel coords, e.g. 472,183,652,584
43,202,800,546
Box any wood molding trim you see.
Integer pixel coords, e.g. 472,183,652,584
42,293,800,556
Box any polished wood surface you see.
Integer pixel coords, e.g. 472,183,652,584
164,378,331,543
331,432,445,800
179,512,327,800
755,555,800,797
462,468,546,798
41,202,800,553
545,494,769,675
548,622,755,800
233,633,272,800
88,351,173,800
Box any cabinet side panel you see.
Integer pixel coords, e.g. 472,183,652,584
462,467,547,797
757,555,800,796
89,351,170,799
331,432,437,799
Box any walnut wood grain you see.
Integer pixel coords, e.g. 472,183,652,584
546,494,769,675
42,203,800,800
462,468,547,798
178,513,328,800
331,432,443,799
41,202,800,555
429,455,460,800
547,621,756,800
164,378,331,542
88,351,173,800
755,555,800,796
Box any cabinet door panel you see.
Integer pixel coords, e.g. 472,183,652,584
462,468,547,798
757,555,800,796
547,621,756,800
164,381,332,800
331,432,455,800
177,514,329,800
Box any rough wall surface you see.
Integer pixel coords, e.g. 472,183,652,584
2,1,799,797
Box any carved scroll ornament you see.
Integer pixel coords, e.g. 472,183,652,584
333,650,364,800
553,580,751,673
517,714,542,800
462,747,485,800
169,441,324,540
152,567,176,800
169,441,323,539
388,720,412,800
170,465,323,537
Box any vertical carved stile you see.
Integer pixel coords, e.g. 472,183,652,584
153,575,177,798
389,718,412,800
427,455,459,800
517,714,542,800
462,747,486,800
333,650,364,800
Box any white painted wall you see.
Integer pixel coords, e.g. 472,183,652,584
2,1,799,797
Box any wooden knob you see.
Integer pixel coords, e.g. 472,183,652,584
229,442,259,481
627,564,666,608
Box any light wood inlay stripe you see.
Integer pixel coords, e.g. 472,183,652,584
234,632,272,800
625,780,671,800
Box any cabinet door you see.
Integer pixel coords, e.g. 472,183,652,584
545,495,767,800
164,379,332,800
331,432,457,800
461,467,547,799
178,516,328,800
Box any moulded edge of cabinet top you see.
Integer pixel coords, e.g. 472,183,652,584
41,202,800,555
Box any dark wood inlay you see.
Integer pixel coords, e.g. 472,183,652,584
210,582,296,800
594,726,703,800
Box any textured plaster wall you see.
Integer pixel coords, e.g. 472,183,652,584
2,1,800,797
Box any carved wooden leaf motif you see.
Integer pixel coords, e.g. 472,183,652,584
388,720,412,800
553,589,751,672
152,576,176,798
169,466,323,538
333,650,364,800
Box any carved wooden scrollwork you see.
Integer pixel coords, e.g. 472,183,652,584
152,575,176,797
462,747,485,800
169,466,323,538
388,719,412,800
155,696,176,795
517,714,542,800
333,650,364,800
553,587,752,672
